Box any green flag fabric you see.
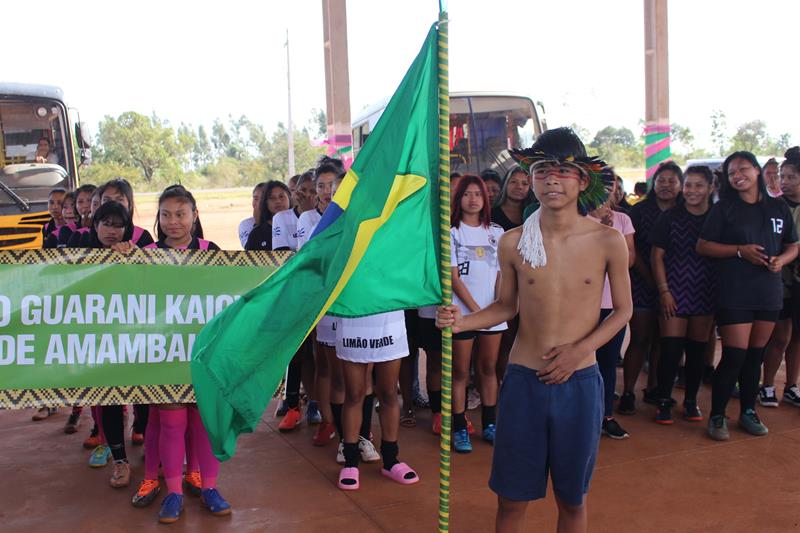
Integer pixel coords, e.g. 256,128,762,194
191,23,442,461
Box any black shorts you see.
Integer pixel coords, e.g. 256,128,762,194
418,318,442,354
453,330,503,341
715,308,780,327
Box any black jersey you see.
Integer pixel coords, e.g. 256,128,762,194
700,196,798,310
491,206,520,231
244,223,272,251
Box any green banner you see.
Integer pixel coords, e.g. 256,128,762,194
0,248,287,409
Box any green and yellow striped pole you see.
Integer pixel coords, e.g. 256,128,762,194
436,9,453,533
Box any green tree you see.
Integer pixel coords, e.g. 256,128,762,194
96,112,185,184
260,123,325,179
710,110,728,156
310,108,327,138
730,120,769,153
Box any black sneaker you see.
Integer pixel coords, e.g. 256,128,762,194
759,386,779,408
702,366,715,385
682,401,703,421
617,392,636,415
643,388,675,406
783,385,800,407
655,401,673,425
602,417,630,439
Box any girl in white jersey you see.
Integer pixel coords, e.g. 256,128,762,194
333,163,418,489
449,175,506,453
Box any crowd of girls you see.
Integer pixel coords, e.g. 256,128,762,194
29,146,800,521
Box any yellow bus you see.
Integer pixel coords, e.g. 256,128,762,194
0,83,90,248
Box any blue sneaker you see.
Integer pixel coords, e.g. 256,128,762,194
158,492,184,524
453,429,472,453
88,444,111,468
482,424,496,444
201,488,232,516
306,400,322,425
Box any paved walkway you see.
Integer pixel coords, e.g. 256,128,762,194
3,369,800,532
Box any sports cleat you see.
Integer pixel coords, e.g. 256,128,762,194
312,422,337,447
306,400,323,425
358,436,381,463
132,479,161,508
89,444,111,468
482,423,496,444
64,412,81,434
655,401,673,425
183,471,202,496
682,401,704,422
83,423,100,449
617,392,636,415
708,415,729,441
759,386,779,408
602,417,630,439
274,398,289,418
110,460,131,488
466,415,476,435
201,488,232,516
739,408,768,436
32,407,57,421
158,493,184,524
453,429,472,453
431,413,442,435
783,385,800,407
278,407,302,432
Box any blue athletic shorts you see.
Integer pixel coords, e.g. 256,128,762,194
489,363,603,506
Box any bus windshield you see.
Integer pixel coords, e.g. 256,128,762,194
1,99,68,169
449,94,539,175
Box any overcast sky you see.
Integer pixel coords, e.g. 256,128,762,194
6,0,795,150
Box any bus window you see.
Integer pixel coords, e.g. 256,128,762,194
1,100,68,169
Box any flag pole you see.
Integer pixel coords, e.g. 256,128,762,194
436,9,452,533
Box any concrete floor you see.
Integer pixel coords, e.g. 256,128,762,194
2,368,800,532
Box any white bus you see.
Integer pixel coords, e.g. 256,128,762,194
352,92,546,175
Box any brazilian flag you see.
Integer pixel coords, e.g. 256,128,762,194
191,23,442,460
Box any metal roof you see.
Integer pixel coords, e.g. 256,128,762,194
0,83,64,101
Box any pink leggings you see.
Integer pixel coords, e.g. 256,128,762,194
158,405,220,494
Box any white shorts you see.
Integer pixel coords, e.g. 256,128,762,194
336,310,409,363
316,315,337,347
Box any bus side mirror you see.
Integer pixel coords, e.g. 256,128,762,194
75,122,92,164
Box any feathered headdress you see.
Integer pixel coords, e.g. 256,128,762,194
509,127,614,215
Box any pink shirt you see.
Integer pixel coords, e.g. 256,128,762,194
588,210,634,309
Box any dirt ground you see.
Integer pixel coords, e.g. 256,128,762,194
133,189,254,251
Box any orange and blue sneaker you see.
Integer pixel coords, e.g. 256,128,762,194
201,488,232,516
158,493,184,524
131,479,160,508
278,407,302,432
183,471,202,496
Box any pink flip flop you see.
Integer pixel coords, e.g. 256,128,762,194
381,462,419,485
338,467,360,490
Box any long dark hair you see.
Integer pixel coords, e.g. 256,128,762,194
495,165,535,210
641,161,684,205
154,185,205,241
719,151,767,202
257,180,293,225
101,177,136,215
90,201,133,247
451,174,491,228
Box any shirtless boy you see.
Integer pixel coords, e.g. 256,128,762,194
437,128,633,533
